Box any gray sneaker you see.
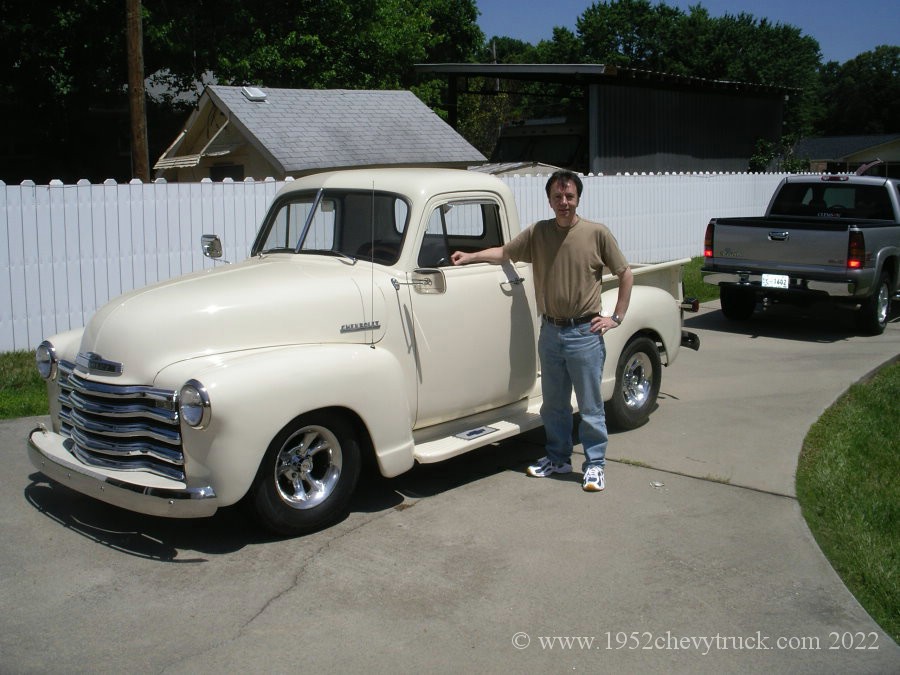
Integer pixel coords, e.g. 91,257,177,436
582,465,606,491
526,456,573,477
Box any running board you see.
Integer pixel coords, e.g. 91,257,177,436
413,398,544,464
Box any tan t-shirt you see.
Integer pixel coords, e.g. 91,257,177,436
503,217,628,318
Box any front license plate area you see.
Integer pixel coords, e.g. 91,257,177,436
762,273,789,289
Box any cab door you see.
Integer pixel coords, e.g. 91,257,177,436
408,196,538,428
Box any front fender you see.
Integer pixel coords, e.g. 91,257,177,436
155,344,415,506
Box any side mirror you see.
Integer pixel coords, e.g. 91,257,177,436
201,234,223,259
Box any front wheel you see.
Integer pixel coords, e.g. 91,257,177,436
856,273,891,335
606,336,662,431
249,411,361,536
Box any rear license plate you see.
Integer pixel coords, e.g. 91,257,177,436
762,274,789,289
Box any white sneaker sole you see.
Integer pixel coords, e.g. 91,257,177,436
526,465,572,478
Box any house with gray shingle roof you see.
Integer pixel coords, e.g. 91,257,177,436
793,134,900,177
154,85,486,181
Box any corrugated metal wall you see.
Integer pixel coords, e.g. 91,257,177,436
591,84,783,174
1,172,787,353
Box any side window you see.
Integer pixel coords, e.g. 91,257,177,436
417,199,504,267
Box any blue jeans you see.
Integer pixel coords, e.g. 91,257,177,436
538,320,608,470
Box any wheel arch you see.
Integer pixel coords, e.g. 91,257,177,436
602,284,682,368
275,404,380,475
880,253,899,293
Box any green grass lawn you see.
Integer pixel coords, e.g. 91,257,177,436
682,255,719,303
1,258,895,641
796,360,900,643
0,350,48,419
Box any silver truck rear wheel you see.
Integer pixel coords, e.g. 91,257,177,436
857,273,891,335
606,336,661,431
250,412,361,536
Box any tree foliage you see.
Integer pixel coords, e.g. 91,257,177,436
143,0,481,92
0,0,895,183
818,46,900,135
0,0,482,183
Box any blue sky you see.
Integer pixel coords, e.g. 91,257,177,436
476,0,899,64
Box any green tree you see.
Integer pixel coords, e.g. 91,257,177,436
749,136,810,172
0,0,133,181
577,0,686,72
570,1,821,137
0,0,483,183
819,46,900,135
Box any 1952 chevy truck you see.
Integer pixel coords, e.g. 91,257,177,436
28,168,699,535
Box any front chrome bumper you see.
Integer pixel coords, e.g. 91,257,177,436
27,426,218,518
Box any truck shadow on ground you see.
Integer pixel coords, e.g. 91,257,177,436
22,432,549,561
686,299,900,343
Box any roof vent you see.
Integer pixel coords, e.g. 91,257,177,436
241,86,267,102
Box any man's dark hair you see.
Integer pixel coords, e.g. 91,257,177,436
545,170,583,198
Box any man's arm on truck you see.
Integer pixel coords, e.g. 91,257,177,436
451,246,508,265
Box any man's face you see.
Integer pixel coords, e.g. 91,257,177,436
548,179,579,222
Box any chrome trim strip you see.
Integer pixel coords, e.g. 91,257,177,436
65,408,181,445
65,372,175,402
64,389,178,423
70,444,185,482
63,424,184,466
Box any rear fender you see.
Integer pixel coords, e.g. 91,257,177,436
599,285,682,398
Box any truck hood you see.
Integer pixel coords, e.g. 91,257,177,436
77,256,388,384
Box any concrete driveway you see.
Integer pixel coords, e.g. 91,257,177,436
1,301,898,673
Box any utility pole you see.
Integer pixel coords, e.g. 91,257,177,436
126,0,150,181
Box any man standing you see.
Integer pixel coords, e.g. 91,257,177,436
451,170,632,491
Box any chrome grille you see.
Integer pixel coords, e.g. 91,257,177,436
57,361,184,481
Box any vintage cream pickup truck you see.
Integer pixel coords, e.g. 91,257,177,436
29,168,699,535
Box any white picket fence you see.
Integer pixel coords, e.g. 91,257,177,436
1,171,788,353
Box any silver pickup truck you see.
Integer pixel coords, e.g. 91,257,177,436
701,173,900,334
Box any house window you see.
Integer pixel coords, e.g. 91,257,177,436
209,164,245,181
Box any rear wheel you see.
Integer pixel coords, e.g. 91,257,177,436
606,336,661,431
856,273,891,335
250,411,361,536
720,285,756,321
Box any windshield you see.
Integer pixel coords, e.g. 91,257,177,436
252,188,410,264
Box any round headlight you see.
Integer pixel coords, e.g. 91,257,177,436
35,341,58,380
179,380,211,429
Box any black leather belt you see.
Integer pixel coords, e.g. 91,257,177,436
542,313,599,327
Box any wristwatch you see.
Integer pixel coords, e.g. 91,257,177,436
611,313,623,325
